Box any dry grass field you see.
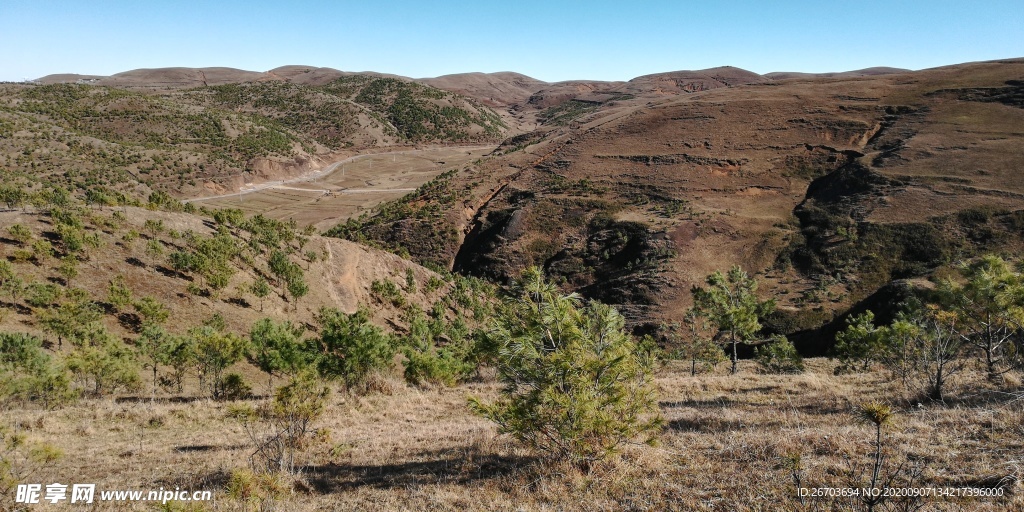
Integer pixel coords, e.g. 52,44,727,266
197,146,494,230
4,359,1021,511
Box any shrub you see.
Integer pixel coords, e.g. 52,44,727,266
250,277,271,311
38,297,101,349
231,372,330,474
225,468,289,509
0,425,63,496
25,282,61,308
470,268,663,468
403,348,473,387
11,249,32,263
190,325,249,398
31,239,54,262
672,315,727,376
65,324,141,397
370,279,405,308
400,310,475,387
107,276,133,311
832,311,888,373
0,332,76,408
249,318,308,387
7,224,31,244
754,335,804,374
308,308,395,390
218,373,252,401
424,275,445,293
133,296,170,328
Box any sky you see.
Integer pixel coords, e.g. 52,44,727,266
1,0,1022,82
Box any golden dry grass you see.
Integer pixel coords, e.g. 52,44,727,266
198,146,494,231
4,359,1022,511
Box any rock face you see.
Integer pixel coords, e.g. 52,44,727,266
247,155,318,182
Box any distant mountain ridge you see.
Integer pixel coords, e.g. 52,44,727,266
35,64,913,108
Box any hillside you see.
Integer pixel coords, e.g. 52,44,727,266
0,75,508,205
764,66,912,80
418,72,549,108
327,58,1024,350
0,202,488,343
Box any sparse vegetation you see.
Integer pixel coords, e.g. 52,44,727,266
2,59,1024,511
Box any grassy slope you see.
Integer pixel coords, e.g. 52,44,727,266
0,204,481,374
0,77,507,203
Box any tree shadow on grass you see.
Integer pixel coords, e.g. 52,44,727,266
173,443,248,453
304,449,535,492
659,397,731,409
153,468,232,491
155,265,190,280
115,394,270,404
666,417,744,433
0,301,32,315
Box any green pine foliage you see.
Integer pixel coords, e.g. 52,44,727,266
189,325,250,399
690,266,776,374
832,311,889,373
308,308,395,390
470,267,663,468
65,323,141,397
400,307,476,387
0,332,76,408
249,318,308,384
754,335,804,374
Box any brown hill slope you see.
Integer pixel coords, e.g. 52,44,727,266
329,58,1024,348
765,66,911,80
418,72,548,107
614,66,770,96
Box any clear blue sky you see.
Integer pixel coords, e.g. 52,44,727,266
1,0,1021,82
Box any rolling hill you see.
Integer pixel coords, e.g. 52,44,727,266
327,58,1024,352
6,58,1024,511
15,59,1024,352
1,73,507,205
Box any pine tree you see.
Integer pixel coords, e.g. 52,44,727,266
470,267,662,468
690,266,775,374
249,318,307,391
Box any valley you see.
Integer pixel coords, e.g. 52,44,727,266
3,57,1024,511
193,145,495,230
